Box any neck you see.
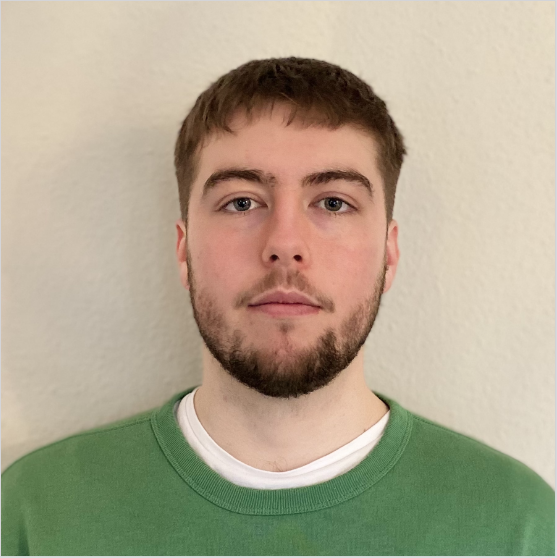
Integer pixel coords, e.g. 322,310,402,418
194,347,389,472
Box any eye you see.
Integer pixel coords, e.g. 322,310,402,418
220,196,355,214
221,197,262,213
316,197,354,214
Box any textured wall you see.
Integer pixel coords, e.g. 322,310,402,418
2,2,554,487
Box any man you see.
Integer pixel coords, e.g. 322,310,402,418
2,57,554,556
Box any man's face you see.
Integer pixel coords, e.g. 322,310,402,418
176,106,399,398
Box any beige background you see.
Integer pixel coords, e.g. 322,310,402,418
2,2,554,487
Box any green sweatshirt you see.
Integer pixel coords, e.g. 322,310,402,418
2,388,554,556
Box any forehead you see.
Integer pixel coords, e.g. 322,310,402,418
193,107,383,195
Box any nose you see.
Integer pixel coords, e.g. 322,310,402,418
260,197,311,269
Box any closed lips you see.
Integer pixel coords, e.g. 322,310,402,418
249,291,320,307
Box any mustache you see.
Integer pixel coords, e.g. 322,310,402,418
235,271,334,313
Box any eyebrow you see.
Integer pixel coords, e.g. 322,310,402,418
201,167,374,200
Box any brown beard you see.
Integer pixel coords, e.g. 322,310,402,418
187,250,386,399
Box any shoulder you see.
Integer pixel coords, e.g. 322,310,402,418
409,411,551,483
409,411,553,487
1,404,171,556
2,406,157,488
407,410,554,521
384,407,554,555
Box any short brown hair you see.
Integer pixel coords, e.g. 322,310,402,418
174,57,407,224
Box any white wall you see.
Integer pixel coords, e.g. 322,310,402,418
2,1,554,487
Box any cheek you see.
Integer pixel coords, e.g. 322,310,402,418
320,235,382,288
190,215,384,302
192,233,247,294
315,240,382,315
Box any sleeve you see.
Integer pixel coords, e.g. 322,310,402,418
519,471,555,556
2,465,31,556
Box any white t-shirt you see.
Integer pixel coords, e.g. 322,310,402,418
176,388,390,490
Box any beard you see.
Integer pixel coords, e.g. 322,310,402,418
187,251,387,399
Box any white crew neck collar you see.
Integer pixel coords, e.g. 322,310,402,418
176,387,390,490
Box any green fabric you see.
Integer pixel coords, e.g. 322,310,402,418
2,387,554,556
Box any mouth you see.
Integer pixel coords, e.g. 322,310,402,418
249,289,321,308
248,302,321,317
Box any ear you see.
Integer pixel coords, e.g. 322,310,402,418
175,220,190,291
383,219,400,294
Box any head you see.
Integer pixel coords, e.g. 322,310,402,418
174,57,406,399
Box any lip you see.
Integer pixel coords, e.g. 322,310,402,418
248,303,321,317
249,290,320,307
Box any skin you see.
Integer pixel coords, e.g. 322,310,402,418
175,105,400,472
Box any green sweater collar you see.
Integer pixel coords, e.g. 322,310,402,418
152,387,413,515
